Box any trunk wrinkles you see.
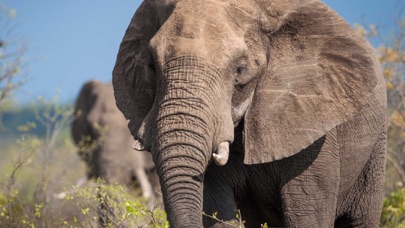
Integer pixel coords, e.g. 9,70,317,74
153,57,222,227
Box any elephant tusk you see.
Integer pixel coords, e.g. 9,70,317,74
213,141,229,166
132,139,145,151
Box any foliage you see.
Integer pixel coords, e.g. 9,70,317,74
202,211,244,227
0,3,26,108
0,97,72,226
50,181,167,228
0,97,168,227
381,186,405,227
0,181,168,227
0,99,73,138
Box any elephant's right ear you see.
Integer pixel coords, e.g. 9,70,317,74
112,1,158,137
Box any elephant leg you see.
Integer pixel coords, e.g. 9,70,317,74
335,132,386,228
134,168,154,198
203,163,242,228
278,131,339,227
239,193,284,228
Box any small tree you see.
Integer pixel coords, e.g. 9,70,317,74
0,3,26,109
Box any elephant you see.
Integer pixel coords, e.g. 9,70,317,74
112,0,387,227
71,80,160,199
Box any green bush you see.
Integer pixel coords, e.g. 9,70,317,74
50,181,167,227
0,181,168,227
381,185,405,227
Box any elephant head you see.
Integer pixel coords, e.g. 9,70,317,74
71,80,158,198
113,0,381,226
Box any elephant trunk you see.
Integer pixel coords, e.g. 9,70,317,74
150,57,232,227
155,102,212,227
155,138,207,226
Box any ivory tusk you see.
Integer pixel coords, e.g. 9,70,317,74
132,139,145,151
213,141,230,166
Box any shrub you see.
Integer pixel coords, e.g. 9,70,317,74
381,185,405,227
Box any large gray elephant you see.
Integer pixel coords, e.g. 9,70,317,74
71,80,159,199
112,0,387,227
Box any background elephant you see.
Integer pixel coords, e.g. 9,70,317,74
71,80,159,199
113,0,387,227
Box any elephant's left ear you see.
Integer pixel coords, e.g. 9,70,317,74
243,1,383,164
71,80,98,144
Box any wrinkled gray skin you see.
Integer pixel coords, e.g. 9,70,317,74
113,0,387,227
72,80,159,198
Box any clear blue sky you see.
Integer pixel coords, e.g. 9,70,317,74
3,0,403,104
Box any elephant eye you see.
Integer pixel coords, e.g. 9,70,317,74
236,66,246,75
234,66,248,85
234,58,247,77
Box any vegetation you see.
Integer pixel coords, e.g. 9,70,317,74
0,3,25,108
1,3,405,228
0,98,168,227
382,187,405,227
355,17,405,227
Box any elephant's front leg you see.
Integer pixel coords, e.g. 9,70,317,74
203,159,245,228
278,130,340,227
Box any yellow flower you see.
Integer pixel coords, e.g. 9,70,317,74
391,111,405,128
353,24,368,37
386,82,394,90
384,68,394,79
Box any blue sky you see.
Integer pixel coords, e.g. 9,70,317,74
3,0,403,104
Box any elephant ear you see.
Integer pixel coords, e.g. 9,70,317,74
243,0,382,164
112,0,158,137
72,80,98,145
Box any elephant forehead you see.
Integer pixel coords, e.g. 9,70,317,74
150,0,255,65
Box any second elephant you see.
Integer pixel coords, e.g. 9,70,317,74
71,80,159,199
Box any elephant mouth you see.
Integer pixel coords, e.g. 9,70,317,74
133,138,230,166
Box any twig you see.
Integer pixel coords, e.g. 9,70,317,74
387,153,405,182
